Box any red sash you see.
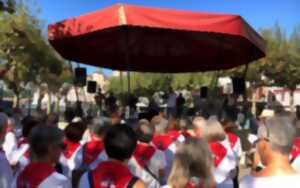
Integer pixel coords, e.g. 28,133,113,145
83,140,104,165
133,144,156,168
91,161,135,188
291,137,300,161
17,137,30,159
152,134,174,151
17,162,55,188
226,132,238,149
167,130,181,141
63,139,80,159
209,142,227,167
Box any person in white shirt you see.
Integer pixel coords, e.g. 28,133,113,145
193,116,236,188
240,114,300,188
2,118,17,162
12,125,71,188
166,88,177,118
0,113,13,188
129,119,165,187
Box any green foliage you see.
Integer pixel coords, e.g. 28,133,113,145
0,2,71,106
224,24,300,91
108,72,213,97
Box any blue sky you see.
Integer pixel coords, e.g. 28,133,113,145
34,0,300,75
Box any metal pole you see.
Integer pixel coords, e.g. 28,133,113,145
127,71,131,98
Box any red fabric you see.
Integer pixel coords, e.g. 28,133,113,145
181,131,192,138
291,137,300,161
91,161,135,188
6,126,13,133
167,130,181,141
226,132,238,149
63,139,80,159
83,140,105,165
48,4,265,73
16,162,55,188
209,142,227,167
17,138,30,159
133,144,156,167
186,182,214,188
152,134,174,151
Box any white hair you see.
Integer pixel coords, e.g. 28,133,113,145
258,115,296,155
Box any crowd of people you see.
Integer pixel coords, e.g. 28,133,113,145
1,97,300,188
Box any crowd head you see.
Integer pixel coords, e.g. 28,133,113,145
104,124,137,162
168,137,215,188
28,125,65,163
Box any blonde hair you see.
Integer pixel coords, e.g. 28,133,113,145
168,137,215,188
201,118,226,142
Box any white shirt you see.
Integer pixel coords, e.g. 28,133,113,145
240,175,300,188
12,172,71,188
148,149,167,177
2,132,17,162
0,150,13,188
167,92,177,108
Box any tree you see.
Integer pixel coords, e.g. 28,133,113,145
0,3,66,107
0,0,15,13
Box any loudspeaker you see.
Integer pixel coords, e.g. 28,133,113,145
74,67,86,86
87,81,97,93
232,77,245,95
200,87,208,98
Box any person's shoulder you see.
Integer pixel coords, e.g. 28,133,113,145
51,172,70,183
39,172,71,188
240,175,256,187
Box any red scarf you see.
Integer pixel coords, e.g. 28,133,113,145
226,132,238,149
167,130,181,141
152,134,174,151
17,161,55,188
17,137,30,159
209,141,227,167
63,139,80,159
133,144,156,168
83,140,104,165
91,160,135,188
291,137,300,161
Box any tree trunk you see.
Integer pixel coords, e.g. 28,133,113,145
47,92,52,114
251,88,257,117
290,89,295,112
15,93,20,108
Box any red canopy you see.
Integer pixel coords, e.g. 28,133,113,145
48,4,265,73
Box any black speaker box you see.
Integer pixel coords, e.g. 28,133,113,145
74,67,87,86
200,86,208,98
87,81,97,93
232,77,245,95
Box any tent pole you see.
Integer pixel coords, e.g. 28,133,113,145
127,71,131,98
243,63,249,102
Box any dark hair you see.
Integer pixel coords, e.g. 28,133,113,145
47,113,59,126
90,117,111,138
104,124,137,161
21,116,40,138
28,125,64,157
64,122,86,142
136,119,154,143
